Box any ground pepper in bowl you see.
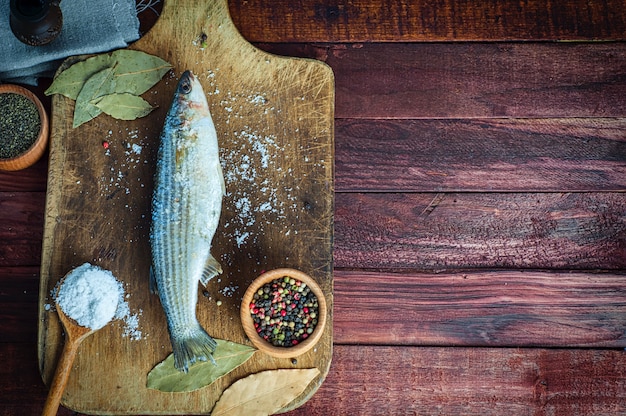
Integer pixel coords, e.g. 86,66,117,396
0,92,41,159
249,276,319,347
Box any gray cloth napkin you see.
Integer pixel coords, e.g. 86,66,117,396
0,0,140,85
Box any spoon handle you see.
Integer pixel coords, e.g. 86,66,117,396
41,336,81,416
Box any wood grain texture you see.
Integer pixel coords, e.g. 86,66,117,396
1,1,625,414
229,0,626,42
0,267,39,344
0,192,45,267
283,346,626,416
257,42,626,118
0,155,48,192
335,118,626,192
5,191,626,271
307,42,626,119
335,192,626,270
0,342,75,416
7,267,626,349
38,0,334,413
3,342,625,416
333,270,626,347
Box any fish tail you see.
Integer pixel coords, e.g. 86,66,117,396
170,324,218,372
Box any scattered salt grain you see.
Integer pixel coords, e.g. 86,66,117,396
219,284,239,297
114,296,143,341
234,231,250,248
55,263,122,330
131,143,142,154
249,94,267,105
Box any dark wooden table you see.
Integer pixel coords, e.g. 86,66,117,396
2,1,625,414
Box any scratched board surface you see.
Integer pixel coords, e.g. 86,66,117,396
37,0,334,413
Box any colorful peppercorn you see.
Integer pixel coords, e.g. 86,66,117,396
249,275,319,347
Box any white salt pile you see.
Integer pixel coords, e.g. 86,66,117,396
55,263,123,330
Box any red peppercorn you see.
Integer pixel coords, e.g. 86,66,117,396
249,276,320,348
102,140,109,149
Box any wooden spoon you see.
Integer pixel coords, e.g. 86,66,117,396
41,295,100,416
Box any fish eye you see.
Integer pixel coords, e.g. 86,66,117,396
180,80,192,94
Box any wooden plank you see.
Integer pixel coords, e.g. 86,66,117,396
283,346,626,415
335,192,626,271
0,192,45,267
0,267,39,344
0,343,73,416
0,155,48,192
333,270,626,347
5,191,625,270
2,342,625,416
259,42,626,119
228,0,626,42
38,0,334,413
335,118,626,192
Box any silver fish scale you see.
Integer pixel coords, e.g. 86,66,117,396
150,71,224,372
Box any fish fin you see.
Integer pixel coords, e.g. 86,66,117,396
200,254,222,287
149,265,158,295
171,324,217,373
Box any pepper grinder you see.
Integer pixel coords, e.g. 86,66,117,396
9,0,63,46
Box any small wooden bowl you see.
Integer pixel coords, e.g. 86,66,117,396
240,268,327,358
0,84,49,171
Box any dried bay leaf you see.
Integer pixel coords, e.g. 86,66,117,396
95,93,154,120
73,67,116,128
110,50,172,95
45,49,171,127
146,339,256,393
44,54,114,99
46,50,170,99
211,368,320,416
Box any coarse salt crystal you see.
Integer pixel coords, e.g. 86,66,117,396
55,263,122,330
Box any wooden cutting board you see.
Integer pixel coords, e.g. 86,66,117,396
37,0,334,413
